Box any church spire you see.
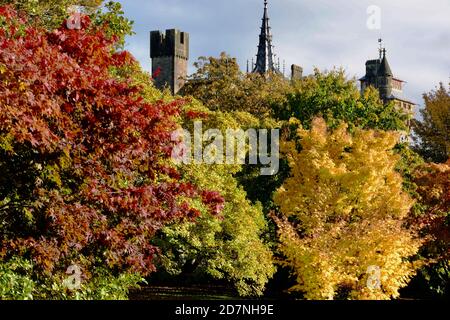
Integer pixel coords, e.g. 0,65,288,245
253,0,278,74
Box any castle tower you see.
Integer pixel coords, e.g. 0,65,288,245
150,29,189,95
360,41,415,132
291,64,303,81
252,0,279,74
377,49,393,101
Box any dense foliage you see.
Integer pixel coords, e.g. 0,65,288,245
181,52,291,118
412,83,450,163
0,7,222,298
233,69,412,213
154,106,276,296
277,69,409,131
273,118,422,299
110,64,276,297
0,0,102,29
411,161,450,296
0,0,133,47
0,1,447,301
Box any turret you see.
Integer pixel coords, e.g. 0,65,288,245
377,49,393,101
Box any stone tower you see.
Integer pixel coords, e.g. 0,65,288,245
360,45,414,110
291,64,303,81
376,49,393,100
360,43,415,133
150,29,189,95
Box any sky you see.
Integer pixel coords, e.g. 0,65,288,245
117,0,450,111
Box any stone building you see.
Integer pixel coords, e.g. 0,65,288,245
150,29,189,95
291,64,303,81
149,1,304,94
149,1,415,111
359,45,415,124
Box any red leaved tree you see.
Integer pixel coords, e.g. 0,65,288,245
0,6,222,282
413,160,450,260
410,160,450,296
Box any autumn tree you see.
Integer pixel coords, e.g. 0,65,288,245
412,83,450,163
85,32,278,298
0,0,133,47
272,118,422,300
276,69,409,131
0,7,222,298
151,101,276,297
238,68,414,215
0,0,102,28
90,56,277,297
180,52,291,118
410,161,450,297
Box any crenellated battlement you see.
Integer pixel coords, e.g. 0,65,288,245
150,29,189,60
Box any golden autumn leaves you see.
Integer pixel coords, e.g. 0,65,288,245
273,118,422,299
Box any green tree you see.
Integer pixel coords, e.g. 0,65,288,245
180,53,291,213
0,0,133,47
180,52,291,118
90,1,134,48
0,257,34,300
153,102,276,297
277,68,409,131
0,0,102,28
412,83,450,163
114,62,276,297
239,68,413,215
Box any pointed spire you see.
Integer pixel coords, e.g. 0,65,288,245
253,0,278,74
378,48,393,76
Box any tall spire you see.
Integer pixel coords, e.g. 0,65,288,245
253,0,278,74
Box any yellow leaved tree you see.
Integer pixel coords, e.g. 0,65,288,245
273,118,422,300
